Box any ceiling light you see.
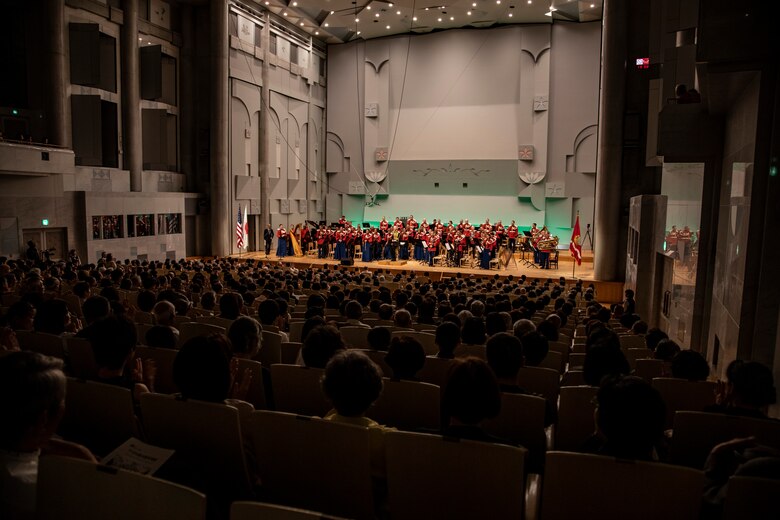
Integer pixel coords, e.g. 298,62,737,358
590,3,595,7
496,0,501,4
386,25,391,29
527,0,532,3
389,3,394,6
283,11,288,15
396,10,401,14
450,16,454,20
292,1,297,5
425,7,429,10
472,1,477,5
300,22,304,26
357,31,361,34
265,1,269,4
412,16,417,20
438,17,442,21
467,10,472,15
138,37,142,40
375,13,380,17
366,5,371,9
324,22,329,26
509,13,513,16
355,18,359,22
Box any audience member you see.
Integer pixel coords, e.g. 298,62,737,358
519,332,549,367
227,316,262,359
654,339,681,362
435,322,460,359
441,357,504,443
670,350,710,381
366,326,391,352
301,325,345,369
385,336,426,380
144,325,178,350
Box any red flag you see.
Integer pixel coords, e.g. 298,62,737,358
570,215,582,266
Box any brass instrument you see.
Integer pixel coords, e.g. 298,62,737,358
537,236,559,251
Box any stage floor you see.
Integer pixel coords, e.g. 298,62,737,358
234,251,593,279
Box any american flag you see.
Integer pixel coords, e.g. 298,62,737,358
236,206,245,249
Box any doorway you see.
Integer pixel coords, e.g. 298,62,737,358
22,228,68,261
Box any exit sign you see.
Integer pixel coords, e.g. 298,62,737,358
635,57,650,69
41,219,49,226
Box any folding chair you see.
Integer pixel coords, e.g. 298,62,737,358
516,366,560,404
281,342,303,365
340,326,371,349
257,330,283,366
538,350,564,373
37,456,206,520
634,358,664,382
134,346,179,394
248,411,374,519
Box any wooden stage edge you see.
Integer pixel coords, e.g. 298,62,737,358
228,251,625,304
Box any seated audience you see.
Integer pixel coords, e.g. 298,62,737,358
301,325,345,369
585,375,665,460
583,344,630,387
227,316,262,359
144,325,178,350
512,318,536,339
670,350,710,381
385,336,426,380
645,327,668,351
519,332,549,367
461,317,487,345
367,326,392,352
0,352,95,519
654,339,681,362
706,361,777,419
218,293,244,320
392,309,413,329
344,301,370,328
87,316,153,400
440,357,505,443
34,299,77,335
435,322,460,359
321,350,392,478
173,334,248,403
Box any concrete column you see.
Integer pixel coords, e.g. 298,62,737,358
260,12,272,232
179,5,195,192
594,0,627,281
121,0,142,191
210,0,230,256
45,0,70,147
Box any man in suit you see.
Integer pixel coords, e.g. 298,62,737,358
263,225,274,256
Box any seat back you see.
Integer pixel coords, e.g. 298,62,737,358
196,315,235,329
15,330,65,359
540,452,704,520
618,334,647,349
359,349,393,377
517,366,560,404
248,411,374,519
385,431,526,520
624,348,653,369
235,357,267,409
37,456,206,520
560,370,585,387
289,320,305,343
483,392,547,472
139,393,252,496
134,346,179,394
539,350,564,373
548,341,570,364
339,326,371,349
231,501,346,520
369,379,440,430
281,341,303,364
58,378,137,457
555,385,598,451
670,411,780,468
651,378,716,427
257,330,283,366
417,356,454,388
391,331,437,355
453,343,487,360
178,322,225,345
568,352,586,368
270,364,330,417
634,358,664,382
66,336,98,379
723,476,780,520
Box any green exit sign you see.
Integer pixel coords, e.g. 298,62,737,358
41,219,49,226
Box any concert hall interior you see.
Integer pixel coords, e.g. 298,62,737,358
1,0,779,518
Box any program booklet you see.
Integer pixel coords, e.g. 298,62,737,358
101,437,175,476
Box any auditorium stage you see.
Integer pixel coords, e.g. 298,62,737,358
229,249,625,303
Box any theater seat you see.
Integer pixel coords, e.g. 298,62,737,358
368,378,440,431
670,411,780,469
540,452,704,520
139,393,253,498
37,456,206,520
516,366,560,404
483,392,547,473
555,385,598,452
651,378,716,428
134,346,179,394
178,322,225,345
257,330,282,366
270,364,330,417
417,356,454,388
339,326,371,349
385,430,527,520
248,411,374,519
231,501,347,520
391,330,438,356
723,476,780,520
58,378,138,457
15,330,65,359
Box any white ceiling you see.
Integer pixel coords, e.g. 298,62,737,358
255,0,603,44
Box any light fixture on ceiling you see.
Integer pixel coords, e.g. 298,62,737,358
283,11,288,16
412,16,417,20
386,25,391,29
315,31,319,34
527,0,532,3
508,12,513,16
375,13,379,17
590,3,595,7
467,10,472,15
355,18,360,22
389,3,393,6
496,0,501,3
324,22,329,26
299,22,304,26
264,1,269,4
292,1,297,5
437,17,442,21
330,10,334,14
357,31,361,34
450,15,454,20
472,1,477,5
366,5,371,9
396,10,401,14
425,7,429,10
